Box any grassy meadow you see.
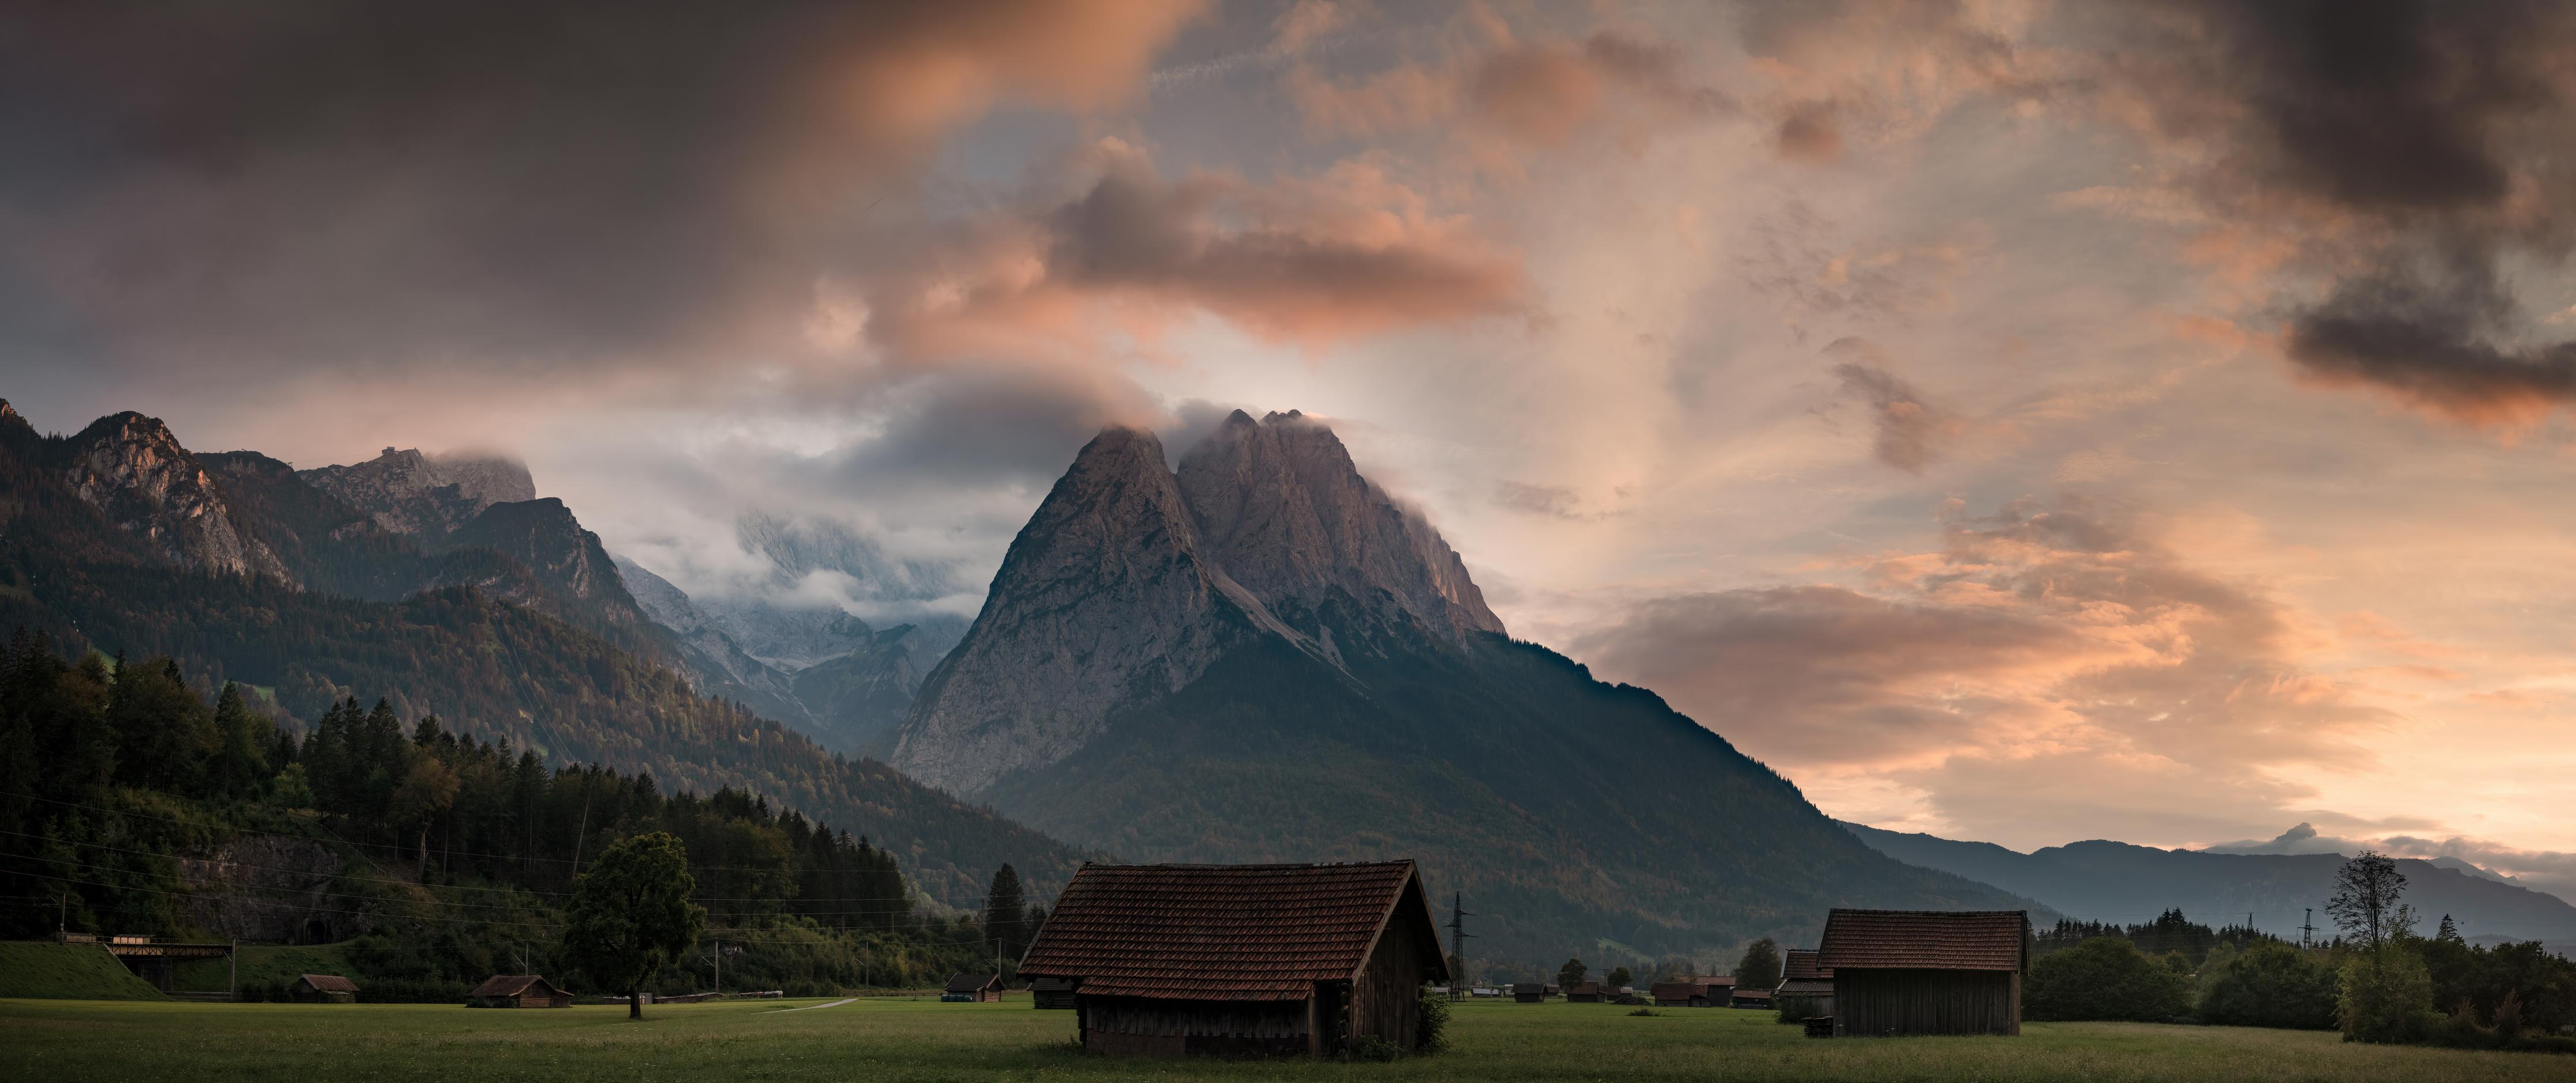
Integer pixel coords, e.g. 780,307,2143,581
6,995,2575,1082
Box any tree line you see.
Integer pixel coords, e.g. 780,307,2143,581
0,630,1048,999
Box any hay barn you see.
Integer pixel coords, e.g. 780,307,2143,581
465,974,573,1008
943,974,1005,1002
290,974,356,1004
1731,984,1774,1009
1017,861,1449,1057
1818,909,2028,1037
1566,980,1603,1003
1513,982,1548,1004
1775,948,1834,1019
1031,976,1077,1009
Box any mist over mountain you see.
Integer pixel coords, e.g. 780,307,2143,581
894,409,2048,959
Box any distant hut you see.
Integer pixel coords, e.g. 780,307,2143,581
943,974,1005,1002
1774,948,1834,1020
1513,982,1548,1004
290,974,357,1004
1017,861,1450,1057
466,975,573,1008
1566,980,1604,1003
1818,909,2028,1037
1730,985,1774,1009
1031,976,1077,1009
1649,982,1701,1008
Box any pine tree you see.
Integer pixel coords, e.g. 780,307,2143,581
982,864,1028,963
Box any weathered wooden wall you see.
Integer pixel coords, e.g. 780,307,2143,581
1832,968,2018,1037
1348,902,1433,1048
1078,994,1312,1057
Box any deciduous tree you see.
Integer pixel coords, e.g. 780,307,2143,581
561,831,705,1019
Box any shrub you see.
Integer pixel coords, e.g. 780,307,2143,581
1414,987,1451,1054
2026,937,2194,1022
2338,944,2434,1044
2200,942,2337,1030
1347,1035,1402,1062
1628,1007,1658,1017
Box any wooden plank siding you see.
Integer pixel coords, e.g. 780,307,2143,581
1831,969,2020,1037
1347,893,1434,1047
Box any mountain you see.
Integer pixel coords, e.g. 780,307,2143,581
0,401,1089,900
297,446,535,536
1842,821,2576,955
893,410,2048,959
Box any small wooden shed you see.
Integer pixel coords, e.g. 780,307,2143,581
1031,976,1077,1009
1565,980,1604,1003
466,974,574,1009
1819,909,2028,1037
1775,948,1835,1019
1512,982,1548,1004
1017,860,1450,1057
1731,985,1774,1009
290,974,357,1004
944,973,1005,1002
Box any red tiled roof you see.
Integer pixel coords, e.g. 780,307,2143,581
468,974,566,998
1782,949,1832,981
298,974,357,993
1817,910,2028,972
1017,861,1444,1001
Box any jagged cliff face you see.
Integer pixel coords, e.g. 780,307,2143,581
59,412,293,583
893,414,1491,794
1176,410,1502,643
298,446,536,536
444,498,647,634
893,426,1308,793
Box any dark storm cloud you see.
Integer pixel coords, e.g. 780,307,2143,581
2105,1,2576,424
0,0,1203,378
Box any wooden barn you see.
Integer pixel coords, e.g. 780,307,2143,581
290,974,357,1004
1513,982,1548,1004
1730,984,1774,1009
1817,909,2028,1037
1651,975,1732,1007
1017,861,1450,1057
1565,980,1603,1003
465,974,573,1008
1031,977,1077,1009
1775,948,1834,1019
943,974,1005,1002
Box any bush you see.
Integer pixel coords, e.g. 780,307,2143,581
2339,944,2434,1043
2200,942,2337,1030
1347,1035,1402,1062
1628,1007,1658,1017
1414,987,1451,1054
2026,937,2194,1022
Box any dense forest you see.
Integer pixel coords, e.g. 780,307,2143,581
0,631,1044,998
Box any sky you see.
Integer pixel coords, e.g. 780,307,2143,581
5,1,2574,892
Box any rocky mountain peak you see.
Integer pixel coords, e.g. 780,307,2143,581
892,426,1300,794
1176,410,1503,642
298,446,536,536
60,411,291,583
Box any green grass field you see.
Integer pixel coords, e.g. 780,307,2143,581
0,942,165,1001
5,996,2574,1082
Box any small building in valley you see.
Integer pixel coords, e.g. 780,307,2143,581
1565,980,1603,1003
290,974,357,1004
1817,909,2028,1037
1017,861,1450,1057
1651,976,1732,1007
466,974,573,1009
1513,982,1548,1004
1730,984,1774,1009
944,973,1005,1003
1774,948,1834,1020
1031,976,1077,1009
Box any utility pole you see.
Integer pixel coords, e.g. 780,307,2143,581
713,937,720,995
1445,892,1476,990
569,793,593,876
229,940,237,1003
2301,908,2317,948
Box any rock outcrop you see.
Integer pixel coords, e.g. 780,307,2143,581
59,411,293,583
298,446,535,536
893,426,1308,793
444,498,647,635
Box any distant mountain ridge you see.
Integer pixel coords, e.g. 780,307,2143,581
1841,821,2576,955
893,410,2052,959
0,399,1089,900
